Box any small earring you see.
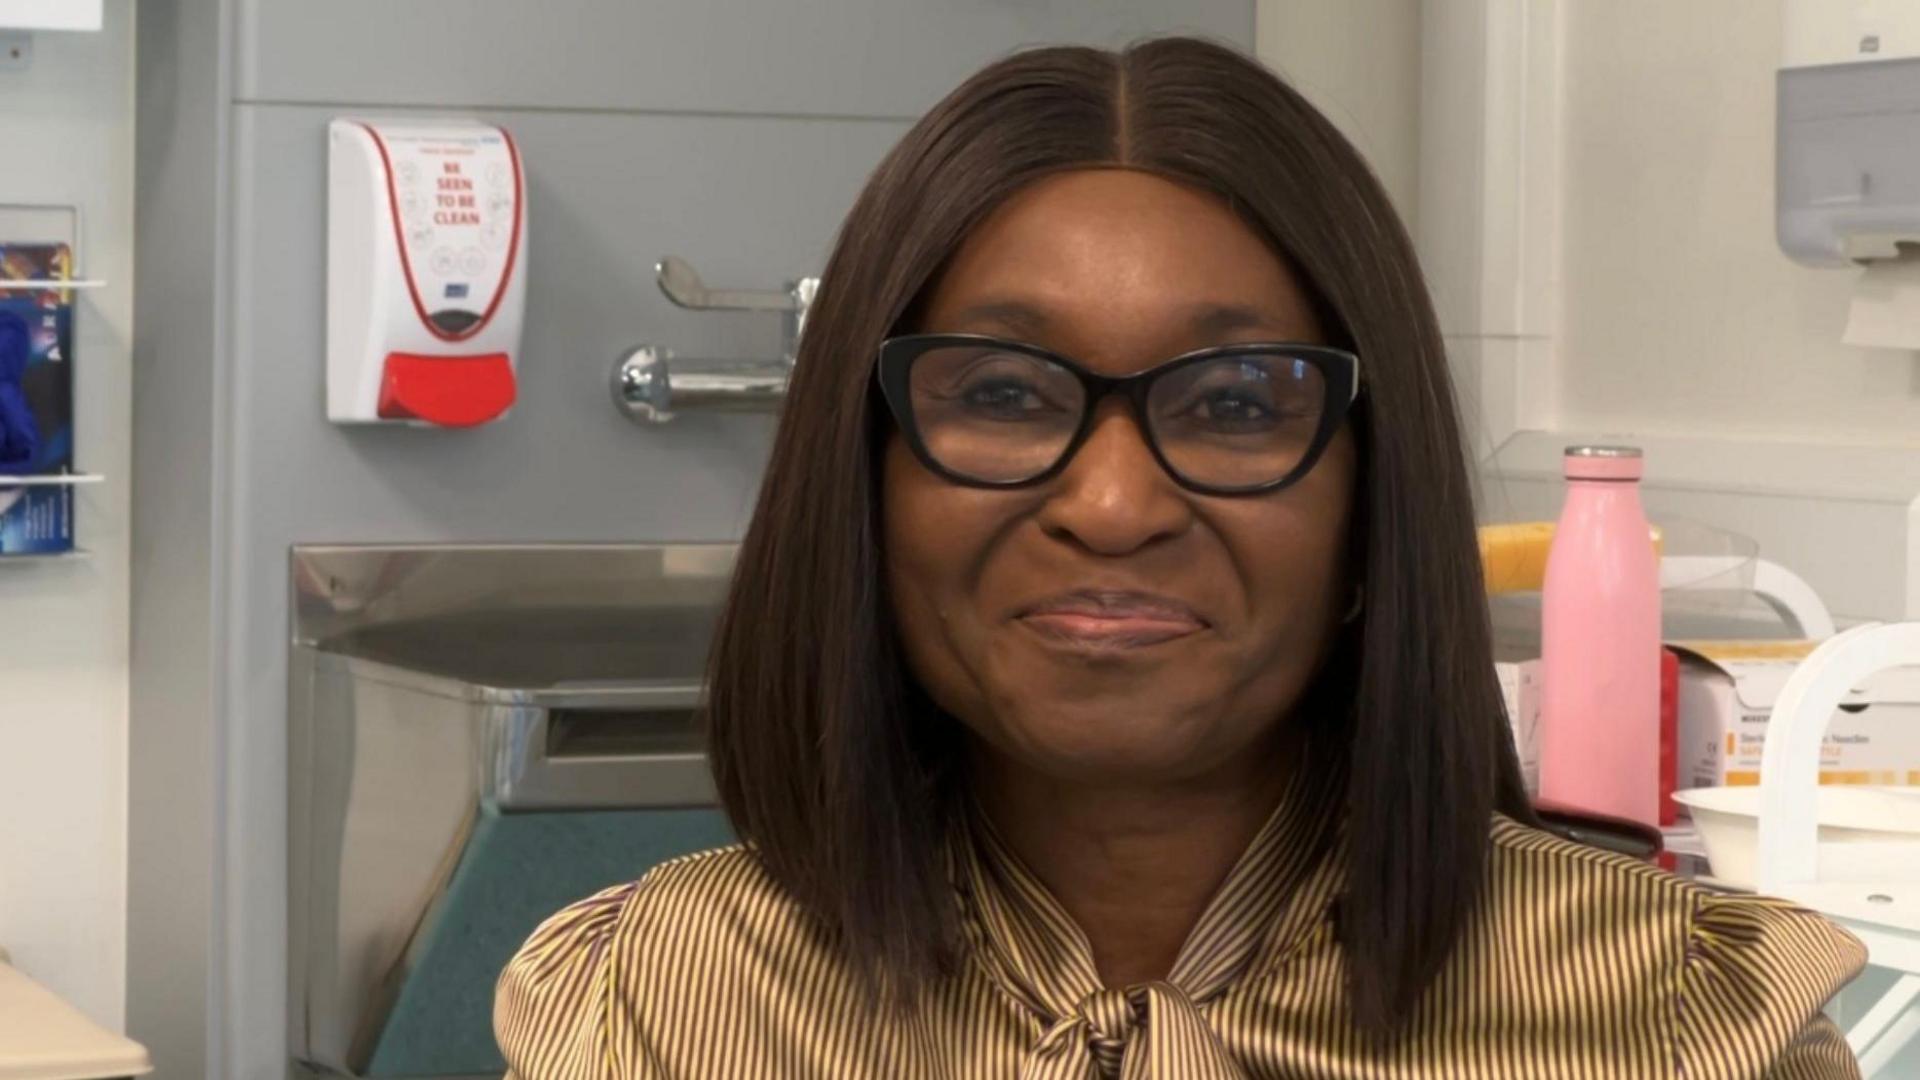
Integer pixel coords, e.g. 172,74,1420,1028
1342,585,1365,624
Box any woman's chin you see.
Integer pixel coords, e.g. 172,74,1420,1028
984,702,1234,787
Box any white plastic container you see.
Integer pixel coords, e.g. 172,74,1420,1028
1671,785,1920,889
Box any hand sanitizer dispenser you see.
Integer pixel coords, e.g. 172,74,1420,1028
327,119,526,427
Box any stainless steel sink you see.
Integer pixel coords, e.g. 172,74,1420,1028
288,544,737,1078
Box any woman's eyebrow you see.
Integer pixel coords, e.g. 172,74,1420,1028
942,299,1299,339
1186,302,1297,338
944,299,1050,336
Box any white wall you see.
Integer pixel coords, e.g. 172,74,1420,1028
1434,6,1914,1064
0,4,134,1030
1256,0,1422,223
1556,0,1920,443
1418,0,1920,625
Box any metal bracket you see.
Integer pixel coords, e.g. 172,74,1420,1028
613,257,818,424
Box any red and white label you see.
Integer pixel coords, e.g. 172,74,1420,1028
364,123,522,342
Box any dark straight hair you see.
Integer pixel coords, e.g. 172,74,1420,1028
704,36,1532,1034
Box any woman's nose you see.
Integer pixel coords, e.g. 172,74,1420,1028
1034,399,1194,556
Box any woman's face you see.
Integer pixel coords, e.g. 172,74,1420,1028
883,168,1357,788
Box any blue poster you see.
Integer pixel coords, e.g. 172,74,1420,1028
0,243,76,555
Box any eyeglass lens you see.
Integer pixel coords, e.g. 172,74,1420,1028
904,343,1329,489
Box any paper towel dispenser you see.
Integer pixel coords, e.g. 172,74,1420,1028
1777,2,1920,268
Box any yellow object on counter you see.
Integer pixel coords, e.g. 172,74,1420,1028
1478,522,1555,594
1478,521,1664,594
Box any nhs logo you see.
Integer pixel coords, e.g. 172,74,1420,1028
444,283,470,300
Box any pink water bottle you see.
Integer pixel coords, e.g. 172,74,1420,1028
1539,445,1662,827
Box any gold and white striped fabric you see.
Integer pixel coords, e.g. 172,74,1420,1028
496,772,1866,1079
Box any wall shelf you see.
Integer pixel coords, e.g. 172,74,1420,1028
0,473,104,487
0,549,90,565
0,201,99,287
0,279,104,291
0,475,96,561
1,202,99,561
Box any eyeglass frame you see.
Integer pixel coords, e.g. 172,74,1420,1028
873,332,1363,497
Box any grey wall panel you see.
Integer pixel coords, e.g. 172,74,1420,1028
231,103,902,544
181,8,1259,1077
221,102,907,1077
129,1,232,1078
237,0,1256,116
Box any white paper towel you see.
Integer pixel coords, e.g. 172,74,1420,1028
1844,254,1920,349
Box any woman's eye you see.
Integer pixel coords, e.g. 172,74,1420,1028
1188,388,1277,426
959,377,1052,416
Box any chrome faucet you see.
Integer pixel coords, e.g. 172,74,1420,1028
612,256,819,424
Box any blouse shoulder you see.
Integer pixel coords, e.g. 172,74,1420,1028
1678,890,1866,1078
1487,816,1866,1078
493,844,782,1080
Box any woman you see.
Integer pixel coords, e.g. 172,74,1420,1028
497,37,1863,1078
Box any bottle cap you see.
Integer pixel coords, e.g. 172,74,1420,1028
1563,444,1643,481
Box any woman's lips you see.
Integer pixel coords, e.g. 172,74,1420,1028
1016,589,1209,649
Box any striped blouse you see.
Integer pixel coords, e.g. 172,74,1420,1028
495,771,1866,1079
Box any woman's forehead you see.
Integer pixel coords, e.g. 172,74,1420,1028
918,168,1324,363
